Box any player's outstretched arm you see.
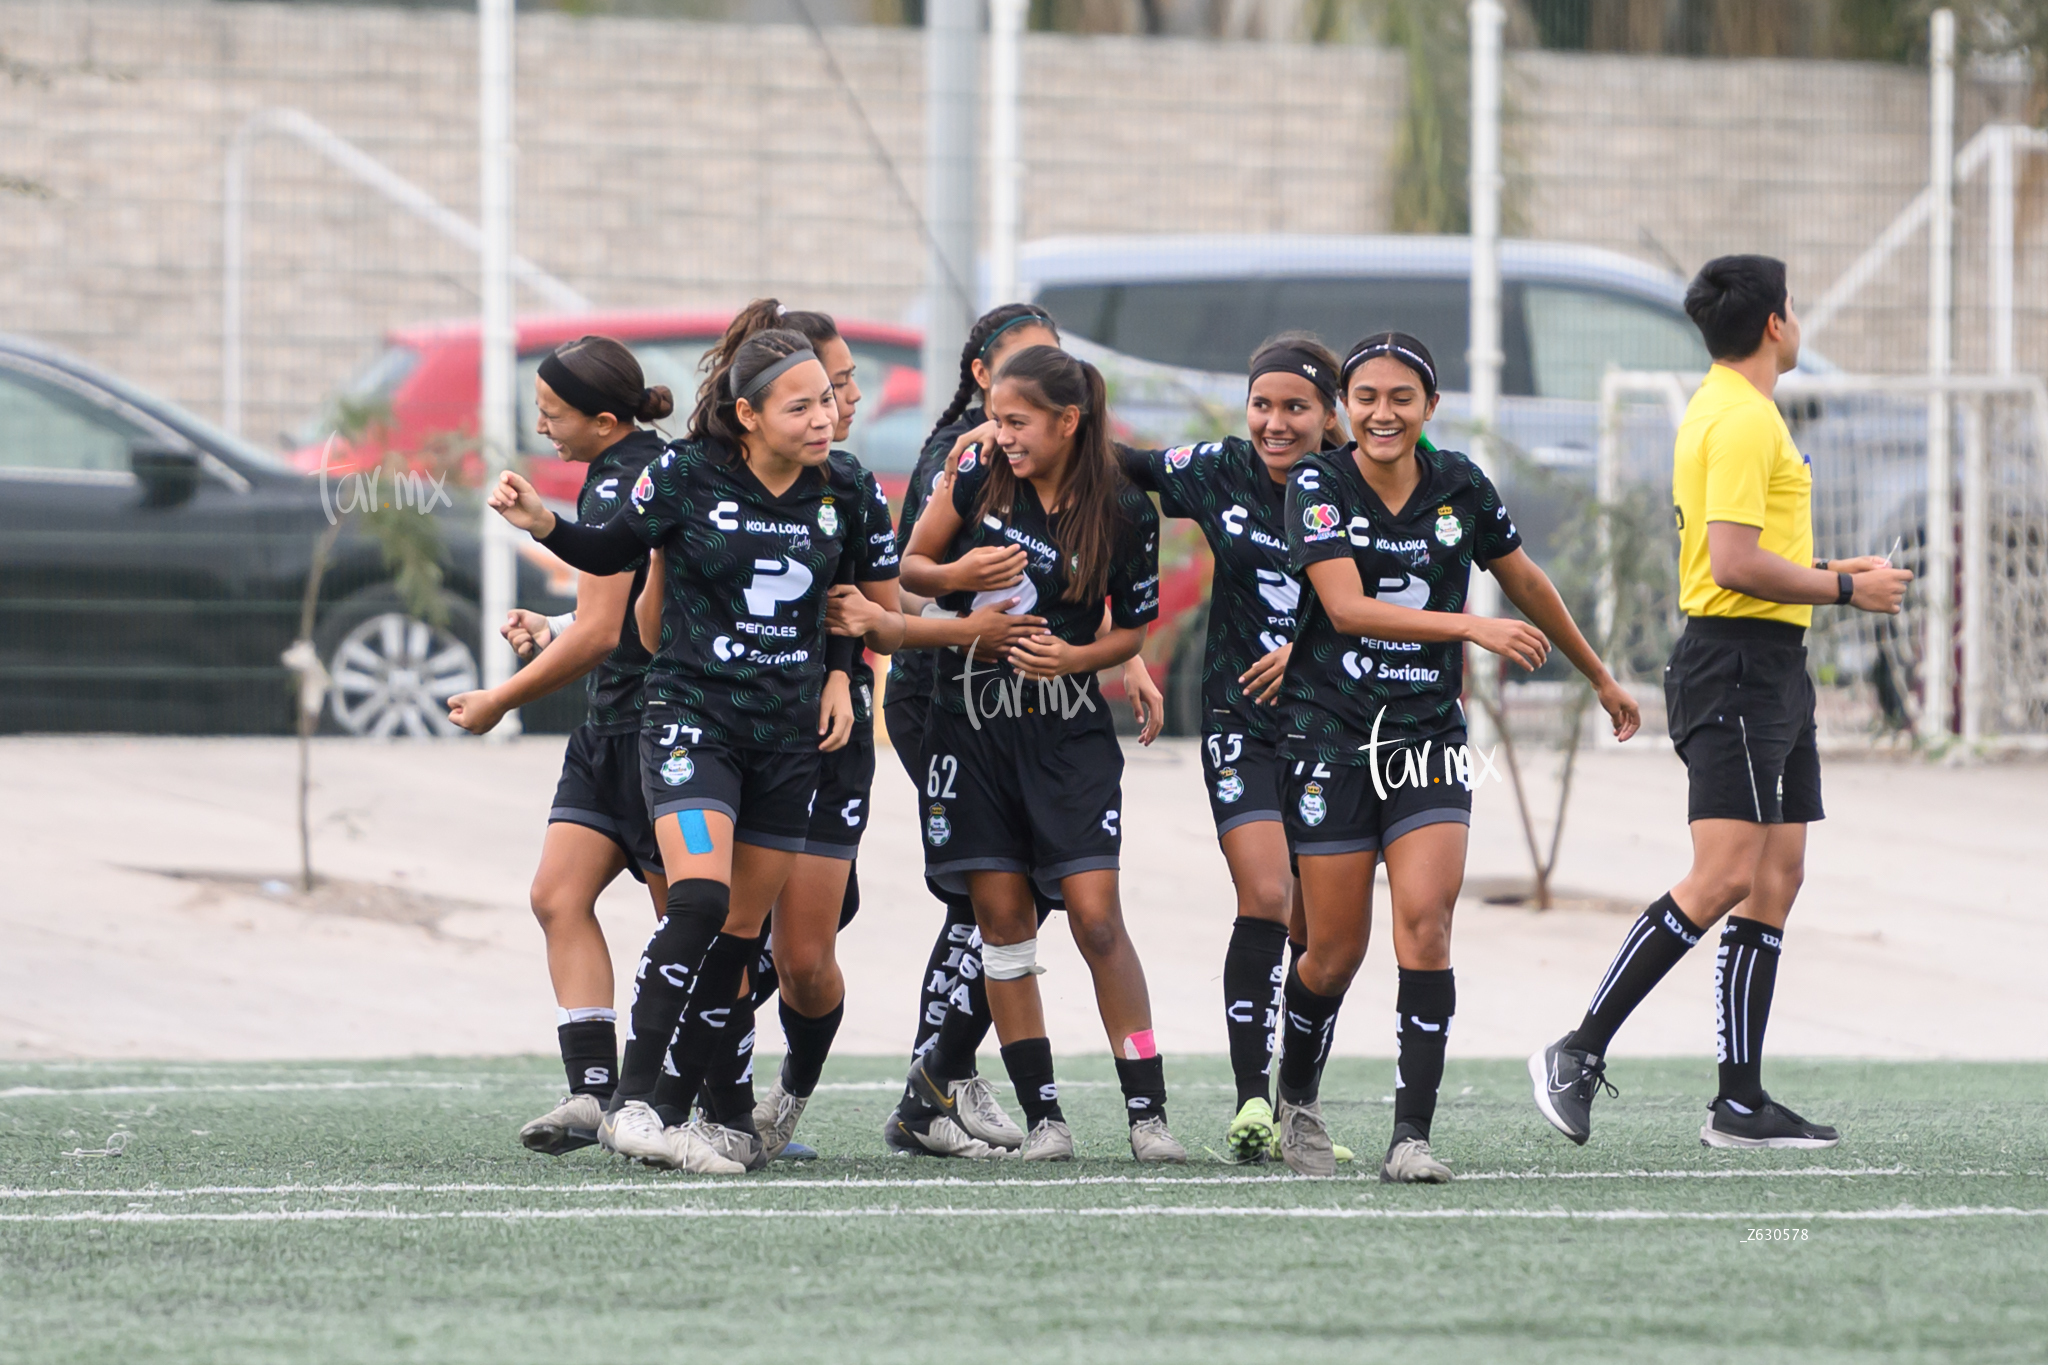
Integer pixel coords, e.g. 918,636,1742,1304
1488,547,1640,741
446,563,631,734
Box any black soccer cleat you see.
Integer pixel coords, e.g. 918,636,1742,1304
1700,1094,1840,1149
900,1056,956,1122
1528,1036,1616,1146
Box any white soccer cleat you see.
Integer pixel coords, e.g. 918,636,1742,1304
753,1082,809,1161
597,1099,674,1166
520,1093,603,1155
658,1120,747,1175
1275,1096,1336,1178
1380,1134,1453,1184
1018,1117,1075,1162
902,1114,1005,1159
1127,1116,1187,1164
692,1120,766,1172
950,1075,1025,1150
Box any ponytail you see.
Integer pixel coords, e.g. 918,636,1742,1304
975,344,1121,604
925,302,1059,449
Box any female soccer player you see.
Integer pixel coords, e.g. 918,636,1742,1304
443,336,672,1157
896,344,1184,1163
488,326,861,1175
1117,331,1343,1163
1275,332,1640,1180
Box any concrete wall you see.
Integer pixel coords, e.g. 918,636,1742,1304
0,0,2039,447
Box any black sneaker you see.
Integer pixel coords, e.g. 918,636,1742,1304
901,1056,956,1122
1528,1036,1616,1146
1700,1094,1840,1149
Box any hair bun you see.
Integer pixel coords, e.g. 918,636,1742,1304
638,385,675,422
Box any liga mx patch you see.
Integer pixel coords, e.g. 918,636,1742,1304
1298,780,1327,827
956,446,979,473
926,804,952,847
631,467,655,509
1303,503,1340,533
660,747,695,786
1164,445,1194,471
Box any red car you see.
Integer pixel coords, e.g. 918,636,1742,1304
289,310,1208,722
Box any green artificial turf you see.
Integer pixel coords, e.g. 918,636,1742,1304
2,1055,2043,1364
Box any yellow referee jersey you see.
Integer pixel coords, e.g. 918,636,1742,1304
1672,364,1814,628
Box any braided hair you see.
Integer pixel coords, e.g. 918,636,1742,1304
924,302,1059,447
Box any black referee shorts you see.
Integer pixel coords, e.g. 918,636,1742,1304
1663,617,1824,826
549,725,663,883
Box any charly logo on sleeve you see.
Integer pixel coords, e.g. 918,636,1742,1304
660,747,695,786
926,803,952,846
1434,505,1463,547
1297,780,1327,826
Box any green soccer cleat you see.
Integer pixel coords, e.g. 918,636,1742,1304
1226,1097,1276,1164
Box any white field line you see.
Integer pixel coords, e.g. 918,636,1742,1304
3,1205,2045,1226
0,1167,2026,1200
0,1081,483,1098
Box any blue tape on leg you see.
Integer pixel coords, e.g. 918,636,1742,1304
677,809,714,855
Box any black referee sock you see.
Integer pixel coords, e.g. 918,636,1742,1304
1276,962,1344,1104
557,1015,617,1100
909,897,980,1059
1715,917,1782,1110
1223,917,1290,1108
1001,1037,1064,1128
1565,893,1705,1058
1392,967,1455,1142
653,931,753,1126
1114,1056,1167,1127
614,879,728,1105
778,997,844,1099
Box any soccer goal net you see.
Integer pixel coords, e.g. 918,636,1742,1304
1596,369,2048,753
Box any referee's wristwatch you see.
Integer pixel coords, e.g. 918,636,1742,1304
1835,571,1854,606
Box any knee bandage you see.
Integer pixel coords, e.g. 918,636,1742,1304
981,937,1046,981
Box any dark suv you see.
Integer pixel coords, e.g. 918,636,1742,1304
0,333,577,735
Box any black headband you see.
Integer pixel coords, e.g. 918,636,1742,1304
1249,347,1339,407
538,351,639,422
1341,339,1438,396
978,312,1046,358
731,348,819,403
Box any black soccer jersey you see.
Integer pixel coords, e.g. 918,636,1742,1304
828,448,901,724
538,440,855,751
1123,437,1299,735
576,429,662,735
886,409,983,699
1283,442,1521,762
928,448,1160,719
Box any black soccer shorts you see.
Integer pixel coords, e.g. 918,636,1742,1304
917,701,1124,900
1281,750,1472,857
639,707,822,853
802,723,876,860
1200,721,1287,837
882,683,932,791
1663,617,1825,826
549,725,663,883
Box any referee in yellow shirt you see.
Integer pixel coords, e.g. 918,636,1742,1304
1530,255,1911,1149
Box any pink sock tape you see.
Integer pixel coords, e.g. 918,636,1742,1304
1123,1029,1158,1060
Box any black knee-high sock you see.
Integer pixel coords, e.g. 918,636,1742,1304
1565,893,1704,1057
557,1013,617,1100
654,931,754,1131
1223,917,1290,1108
1114,1055,1167,1127
927,987,983,1081
836,860,861,931
1392,967,1455,1141
910,896,980,1059
1001,1037,1064,1127
1715,917,1782,1109
1276,962,1344,1103
779,997,844,1098
615,879,728,1105
748,928,779,1009
695,931,767,1126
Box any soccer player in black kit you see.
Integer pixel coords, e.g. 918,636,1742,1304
443,335,673,1157
896,345,1185,1162
489,327,863,1175
1275,332,1641,1179
1118,331,1348,1163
